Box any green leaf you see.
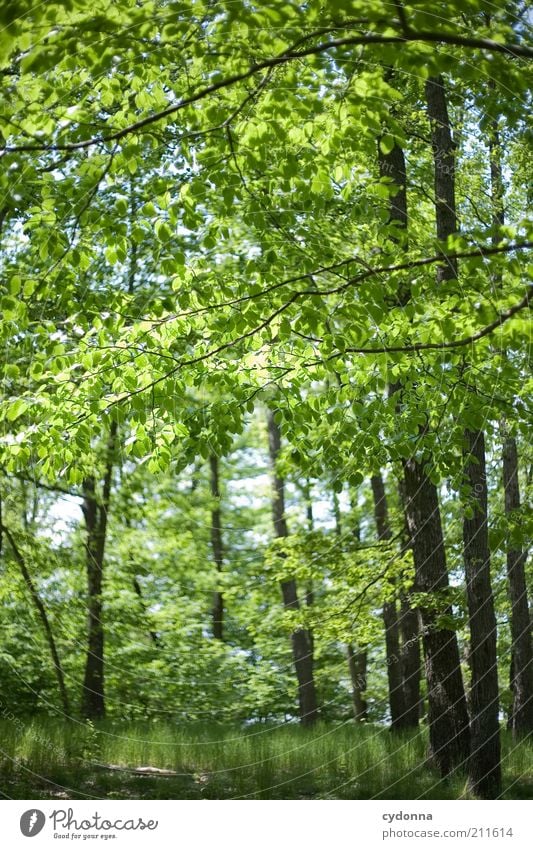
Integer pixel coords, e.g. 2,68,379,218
6,399,29,422
379,135,395,155
155,220,172,243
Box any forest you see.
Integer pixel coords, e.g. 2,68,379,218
0,0,532,802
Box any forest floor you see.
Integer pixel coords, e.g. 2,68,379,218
0,719,531,800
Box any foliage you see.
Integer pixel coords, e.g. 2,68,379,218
0,0,531,798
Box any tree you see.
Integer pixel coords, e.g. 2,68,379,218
487,100,533,737
267,409,319,726
403,455,471,773
371,474,404,730
426,73,501,796
462,429,502,795
209,455,225,641
81,423,117,719
376,79,470,770
502,432,533,735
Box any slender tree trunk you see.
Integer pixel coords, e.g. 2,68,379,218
398,594,421,727
302,480,315,667
334,489,367,721
488,108,533,737
371,473,406,729
81,422,116,720
379,112,451,752
81,476,105,719
396,478,422,727
377,93,421,730
425,76,458,283
487,81,505,236
427,75,500,794
267,410,318,726
463,430,502,796
502,431,533,735
332,488,342,533
347,644,368,721
375,70,470,772
380,113,466,764
303,479,315,608
377,113,409,306
1,523,71,716
209,455,224,641
403,456,470,773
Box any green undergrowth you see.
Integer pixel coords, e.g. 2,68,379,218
0,719,531,800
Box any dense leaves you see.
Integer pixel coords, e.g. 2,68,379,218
0,0,531,798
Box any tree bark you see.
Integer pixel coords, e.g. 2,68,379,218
346,644,368,721
267,409,318,726
403,455,470,773
377,115,409,305
425,76,458,282
502,431,533,735
396,478,422,727
380,96,468,769
377,102,428,737
303,479,315,608
426,74,500,794
209,454,224,641
398,594,422,727
371,473,406,729
1,523,71,716
334,489,367,721
81,422,116,720
487,106,533,737
463,429,502,796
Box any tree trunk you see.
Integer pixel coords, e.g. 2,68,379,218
81,476,105,719
209,454,224,641
302,478,315,667
396,479,422,727
370,473,406,729
1,523,71,716
332,487,342,534
403,456,470,773
487,97,505,236
267,409,318,726
425,76,458,282
426,75,500,794
397,597,421,725
463,429,502,796
346,644,368,721
377,94,422,730
377,114,409,305
488,107,533,737
81,422,116,720
379,82,468,769
502,431,533,735
334,489,367,721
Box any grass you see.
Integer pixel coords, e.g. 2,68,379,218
0,718,531,800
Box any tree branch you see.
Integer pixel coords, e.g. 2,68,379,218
3,31,531,154
330,289,531,357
